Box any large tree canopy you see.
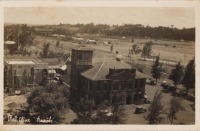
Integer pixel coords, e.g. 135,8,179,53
27,83,69,122
4,24,35,50
151,55,163,83
145,90,164,124
169,62,184,89
182,57,195,93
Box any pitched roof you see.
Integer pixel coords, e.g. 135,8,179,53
72,45,94,51
81,59,148,80
135,70,150,79
34,28,54,32
4,41,16,45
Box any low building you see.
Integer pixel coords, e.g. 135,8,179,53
34,28,54,36
85,39,98,44
4,41,18,54
70,45,148,105
4,59,48,95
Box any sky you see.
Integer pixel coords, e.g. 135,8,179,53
4,7,195,28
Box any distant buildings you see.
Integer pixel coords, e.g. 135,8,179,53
4,58,68,95
34,28,54,36
70,45,147,105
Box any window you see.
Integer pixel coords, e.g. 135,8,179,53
138,80,142,88
78,53,82,59
85,52,90,59
31,67,34,75
119,81,125,90
103,81,107,91
82,52,85,60
97,82,100,91
113,81,118,90
127,81,133,89
140,79,146,88
135,81,137,88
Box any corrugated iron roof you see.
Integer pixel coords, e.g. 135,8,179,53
81,60,148,80
72,45,94,51
4,41,16,45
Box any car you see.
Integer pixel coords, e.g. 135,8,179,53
135,106,147,114
161,81,167,86
145,99,151,104
149,79,156,85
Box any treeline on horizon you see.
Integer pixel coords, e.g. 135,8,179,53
5,23,195,41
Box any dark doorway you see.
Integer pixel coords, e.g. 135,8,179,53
96,95,100,105
126,95,132,105
134,94,138,101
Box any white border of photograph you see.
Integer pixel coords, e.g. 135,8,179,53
0,0,200,131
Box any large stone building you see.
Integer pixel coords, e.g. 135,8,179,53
70,45,148,105
4,59,48,95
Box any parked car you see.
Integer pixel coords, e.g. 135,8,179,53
135,106,147,114
145,99,151,104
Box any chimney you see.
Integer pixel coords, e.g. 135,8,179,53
116,54,122,61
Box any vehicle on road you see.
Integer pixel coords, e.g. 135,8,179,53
135,106,147,114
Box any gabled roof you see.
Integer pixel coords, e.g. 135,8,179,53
4,41,16,45
135,70,150,79
72,45,94,51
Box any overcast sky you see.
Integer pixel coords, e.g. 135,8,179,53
4,7,195,28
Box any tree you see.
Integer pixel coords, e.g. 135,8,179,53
132,44,137,53
145,90,164,124
4,24,35,52
151,56,163,83
56,40,60,48
94,100,111,124
182,57,195,94
71,98,95,124
71,98,127,124
110,103,127,124
167,96,185,124
17,24,35,50
169,62,184,89
141,41,153,60
42,42,50,58
27,83,69,122
110,44,113,52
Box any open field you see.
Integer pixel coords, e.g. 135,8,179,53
31,35,195,64
13,35,193,80
5,35,194,67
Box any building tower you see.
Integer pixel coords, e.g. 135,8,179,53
70,45,94,100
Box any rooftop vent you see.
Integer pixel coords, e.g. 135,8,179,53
116,55,122,61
